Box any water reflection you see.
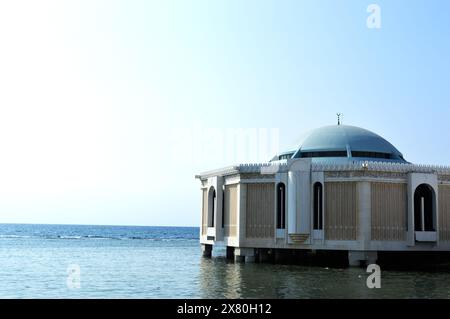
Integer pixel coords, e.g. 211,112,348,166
198,256,450,299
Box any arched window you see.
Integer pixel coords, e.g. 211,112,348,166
414,184,435,232
221,190,225,228
313,182,323,230
276,183,286,229
208,187,216,227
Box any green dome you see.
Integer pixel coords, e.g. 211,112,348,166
276,125,406,163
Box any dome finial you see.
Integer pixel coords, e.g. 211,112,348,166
336,113,342,125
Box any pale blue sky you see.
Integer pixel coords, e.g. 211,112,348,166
0,0,449,226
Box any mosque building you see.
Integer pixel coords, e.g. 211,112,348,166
195,123,450,266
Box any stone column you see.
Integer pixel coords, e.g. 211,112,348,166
234,247,255,263
201,244,212,258
258,249,271,263
226,246,234,259
287,171,298,236
357,181,371,249
348,250,378,267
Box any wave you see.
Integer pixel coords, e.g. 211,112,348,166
56,235,82,239
0,235,32,239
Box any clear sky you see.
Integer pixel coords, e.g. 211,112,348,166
0,0,449,226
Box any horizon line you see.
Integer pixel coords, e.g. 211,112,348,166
0,222,199,228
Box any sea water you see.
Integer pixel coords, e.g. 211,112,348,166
1,223,450,299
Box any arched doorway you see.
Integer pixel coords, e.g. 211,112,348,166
276,183,286,229
414,184,435,232
313,182,323,230
208,187,216,227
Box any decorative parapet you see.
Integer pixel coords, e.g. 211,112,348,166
312,161,450,174
239,161,288,174
196,160,450,179
196,161,288,179
195,166,240,179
